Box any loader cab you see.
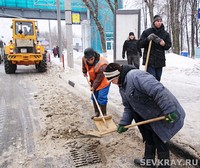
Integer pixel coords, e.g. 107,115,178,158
15,21,34,36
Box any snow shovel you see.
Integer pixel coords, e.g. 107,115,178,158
80,116,166,138
144,40,152,72
85,77,116,132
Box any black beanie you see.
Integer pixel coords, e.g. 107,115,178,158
153,15,162,23
84,47,95,58
129,32,134,36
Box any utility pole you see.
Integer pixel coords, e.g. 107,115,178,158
65,0,74,68
56,0,62,62
48,20,52,50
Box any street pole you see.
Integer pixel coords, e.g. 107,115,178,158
56,0,62,63
65,0,74,68
48,20,52,50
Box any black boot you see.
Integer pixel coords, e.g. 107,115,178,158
91,102,100,119
100,104,107,116
134,144,156,167
157,152,170,168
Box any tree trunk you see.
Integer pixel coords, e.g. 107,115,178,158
145,0,154,23
95,19,107,55
191,13,195,58
186,15,190,56
170,0,180,54
190,0,197,58
142,0,148,29
82,0,107,54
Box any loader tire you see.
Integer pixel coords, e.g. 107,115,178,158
4,56,17,74
37,59,47,72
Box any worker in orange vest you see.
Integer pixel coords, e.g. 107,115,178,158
82,48,110,119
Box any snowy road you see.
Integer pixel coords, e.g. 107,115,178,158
0,65,40,166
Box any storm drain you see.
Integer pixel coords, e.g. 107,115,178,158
70,145,102,167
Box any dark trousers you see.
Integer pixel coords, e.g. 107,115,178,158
127,54,140,69
147,66,163,81
144,127,169,154
134,113,170,167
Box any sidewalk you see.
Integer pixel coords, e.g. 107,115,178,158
50,51,200,163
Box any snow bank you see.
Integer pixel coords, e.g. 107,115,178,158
166,53,199,69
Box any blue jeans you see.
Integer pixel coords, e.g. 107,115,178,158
147,66,163,81
91,84,110,105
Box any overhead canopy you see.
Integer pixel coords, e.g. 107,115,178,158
0,0,87,20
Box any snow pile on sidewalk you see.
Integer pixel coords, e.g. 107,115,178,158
165,54,200,77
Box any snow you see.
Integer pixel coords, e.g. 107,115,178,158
50,50,200,157
166,54,199,68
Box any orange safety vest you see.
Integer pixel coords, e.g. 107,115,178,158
85,56,109,91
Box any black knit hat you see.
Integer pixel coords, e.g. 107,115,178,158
129,32,134,36
153,15,162,23
84,47,95,58
104,63,121,82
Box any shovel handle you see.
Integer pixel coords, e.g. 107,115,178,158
85,77,108,127
144,40,152,72
100,116,166,136
124,116,166,129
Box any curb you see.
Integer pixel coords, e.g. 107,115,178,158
169,142,200,167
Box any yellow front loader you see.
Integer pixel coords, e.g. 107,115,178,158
4,19,47,74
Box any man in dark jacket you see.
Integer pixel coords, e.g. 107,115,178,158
104,63,185,168
122,32,142,69
139,15,171,81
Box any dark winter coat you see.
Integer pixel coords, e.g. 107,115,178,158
53,48,57,56
118,65,185,142
139,24,171,68
122,39,142,58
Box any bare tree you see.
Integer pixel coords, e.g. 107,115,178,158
169,0,181,54
164,1,171,33
188,0,198,58
40,26,67,50
185,14,190,56
142,0,148,29
125,0,199,58
82,0,107,55
82,0,120,55
144,0,155,22
106,0,119,14
196,0,200,47
179,1,188,52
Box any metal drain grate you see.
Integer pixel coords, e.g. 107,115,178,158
70,145,102,167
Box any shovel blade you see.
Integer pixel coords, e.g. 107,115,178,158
93,115,117,132
79,130,102,138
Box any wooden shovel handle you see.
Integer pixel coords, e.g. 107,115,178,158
100,116,166,136
124,116,166,129
144,40,152,72
85,77,108,127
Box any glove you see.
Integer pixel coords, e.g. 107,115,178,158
147,33,158,41
153,36,162,44
122,55,125,59
165,112,177,123
117,125,128,133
